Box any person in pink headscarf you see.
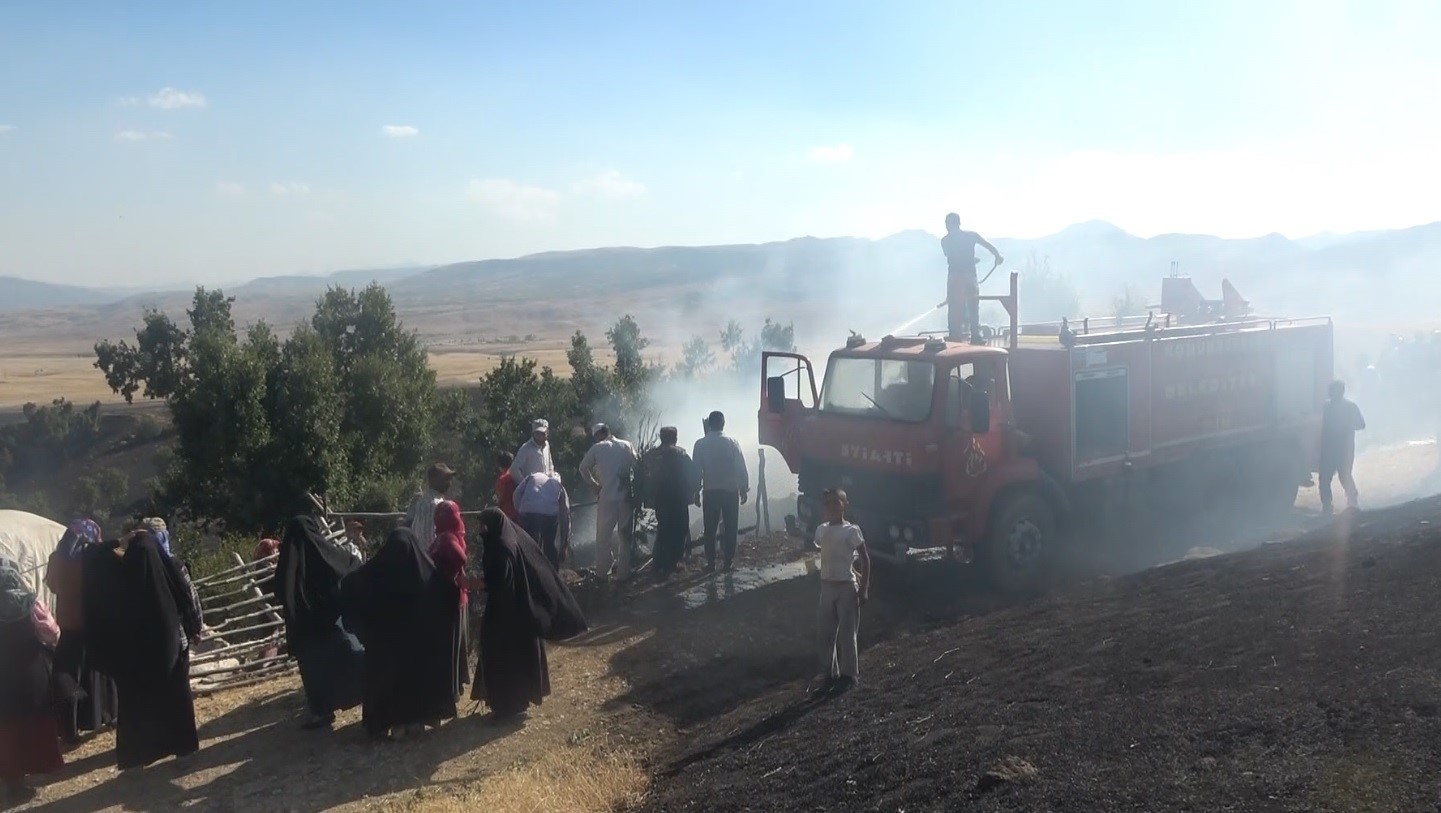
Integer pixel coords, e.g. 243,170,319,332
431,501,471,697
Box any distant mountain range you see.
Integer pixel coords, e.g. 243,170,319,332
2,222,1434,351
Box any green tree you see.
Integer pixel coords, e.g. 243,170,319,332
676,335,716,379
94,285,438,531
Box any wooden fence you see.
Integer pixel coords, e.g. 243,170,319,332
186,515,349,696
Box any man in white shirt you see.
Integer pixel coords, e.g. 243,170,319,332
510,418,555,482
402,463,454,549
579,423,638,581
692,411,749,573
514,471,572,568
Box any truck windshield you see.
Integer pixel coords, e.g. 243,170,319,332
820,358,936,422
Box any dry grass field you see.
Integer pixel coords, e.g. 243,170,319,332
0,344,626,410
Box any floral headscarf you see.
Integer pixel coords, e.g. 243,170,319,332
62,517,103,559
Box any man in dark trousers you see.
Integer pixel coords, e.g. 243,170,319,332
1319,380,1366,515
938,212,1003,344
641,426,702,581
692,411,749,573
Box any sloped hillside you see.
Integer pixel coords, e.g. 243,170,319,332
642,499,1441,813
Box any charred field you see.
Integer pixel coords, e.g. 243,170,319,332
638,497,1441,813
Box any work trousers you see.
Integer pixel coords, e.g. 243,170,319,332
947,273,980,341
594,499,631,579
652,500,690,575
520,513,561,568
1319,455,1359,511
702,489,740,567
817,580,860,680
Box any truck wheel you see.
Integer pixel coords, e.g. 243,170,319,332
983,493,1055,594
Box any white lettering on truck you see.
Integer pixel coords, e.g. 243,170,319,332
840,445,915,467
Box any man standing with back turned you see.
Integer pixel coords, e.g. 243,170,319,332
1319,380,1366,515
693,411,749,573
938,212,1003,344
580,423,639,582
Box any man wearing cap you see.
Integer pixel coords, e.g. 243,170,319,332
579,423,639,581
510,419,556,482
403,463,455,550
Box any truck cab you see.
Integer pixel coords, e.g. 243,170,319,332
760,334,1049,582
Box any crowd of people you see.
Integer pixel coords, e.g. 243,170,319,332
0,409,878,804
1,519,205,803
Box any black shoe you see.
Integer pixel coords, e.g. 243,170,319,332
4,785,37,804
705,561,717,574
832,676,858,694
722,561,734,573
485,710,529,727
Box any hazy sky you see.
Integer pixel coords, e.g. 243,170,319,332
2,0,1439,287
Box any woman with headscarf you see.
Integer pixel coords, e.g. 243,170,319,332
0,558,64,804
44,518,118,743
275,516,366,731
431,501,471,697
82,529,203,771
341,528,460,740
471,508,588,725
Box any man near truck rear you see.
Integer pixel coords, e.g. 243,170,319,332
1319,380,1365,515
939,213,1003,345
693,411,749,573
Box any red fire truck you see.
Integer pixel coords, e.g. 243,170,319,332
759,274,1333,591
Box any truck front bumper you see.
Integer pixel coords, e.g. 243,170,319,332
798,493,965,565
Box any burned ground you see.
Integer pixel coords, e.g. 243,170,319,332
639,498,1441,813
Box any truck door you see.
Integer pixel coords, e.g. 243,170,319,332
759,351,818,470
941,359,1005,493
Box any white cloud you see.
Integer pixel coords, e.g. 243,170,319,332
114,130,174,142
808,143,854,164
381,125,419,138
215,182,246,198
466,179,561,222
0,125,14,134
269,182,311,197
148,87,207,110
573,170,646,199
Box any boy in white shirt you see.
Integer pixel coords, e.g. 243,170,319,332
812,488,870,696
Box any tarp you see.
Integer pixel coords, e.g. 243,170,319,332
0,509,65,608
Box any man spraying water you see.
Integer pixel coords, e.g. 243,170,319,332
938,213,1003,344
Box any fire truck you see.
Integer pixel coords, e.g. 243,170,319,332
759,274,1333,591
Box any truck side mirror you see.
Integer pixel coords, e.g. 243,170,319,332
970,390,991,434
766,376,787,413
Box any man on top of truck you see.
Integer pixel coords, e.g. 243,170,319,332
939,213,1004,345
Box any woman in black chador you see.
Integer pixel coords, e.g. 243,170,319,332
341,528,460,739
470,508,587,725
82,529,203,770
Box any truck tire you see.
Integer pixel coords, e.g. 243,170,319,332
982,492,1055,594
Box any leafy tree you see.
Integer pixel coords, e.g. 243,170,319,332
94,285,437,531
1016,252,1081,322
606,314,654,398
676,335,716,379
1112,284,1146,319
73,467,129,523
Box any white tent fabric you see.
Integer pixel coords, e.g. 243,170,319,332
0,509,65,608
